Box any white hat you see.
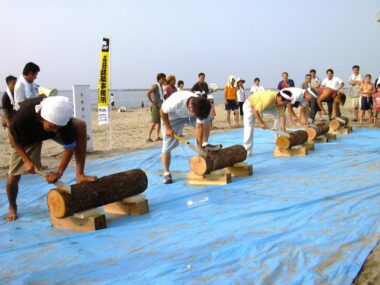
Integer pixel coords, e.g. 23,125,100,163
307,87,318,99
279,90,292,102
36,96,73,126
236,78,245,84
194,91,202,96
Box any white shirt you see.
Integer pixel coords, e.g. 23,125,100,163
311,77,321,88
348,73,362,98
161,91,205,124
14,75,38,110
321,76,343,90
250,85,265,94
236,87,245,102
280,87,308,106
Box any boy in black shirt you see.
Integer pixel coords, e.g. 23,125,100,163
5,96,96,221
1,75,17,128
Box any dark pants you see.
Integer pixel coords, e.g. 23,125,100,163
309,98,340,122
238,102,244,116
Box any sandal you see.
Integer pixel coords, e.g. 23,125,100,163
155,137,163,141
146,138,153,142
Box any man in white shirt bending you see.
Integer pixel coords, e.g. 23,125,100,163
14,62,40,110
321,68,344,92
160,91,221,184
250,77,264,95
348,65,362,121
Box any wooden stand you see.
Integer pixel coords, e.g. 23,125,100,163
304,142,315,151
313,135,329,143
225,162,253,177
187,170,232,185
274,145,308,157
326,133,337,140
329,126,353,135
104,195,149,216
50,195,149,232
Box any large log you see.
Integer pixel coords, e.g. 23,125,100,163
189,145,247,176
47,169,148,219
276,130,308,150
329,116,349,131
306,122,330,141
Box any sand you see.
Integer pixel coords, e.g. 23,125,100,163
0,102,378,282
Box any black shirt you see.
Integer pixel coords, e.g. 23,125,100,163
191,82,209,99
10,97,76,146
1,91,15,118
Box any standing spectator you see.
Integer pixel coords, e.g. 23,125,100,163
359,74,375,125
372,84,380,127
374,74,380,92
321,69,344,92
177,80,184,91
164,75,177,100
236,78,246,125
146,73,165,142
2,75,17,128
191,72,212,98
14,62,40,110
250,77,264,95
224,75,238,127
301,74,312,89
110,93,115,110
277,72,295,90
348,65,362,122
310,69,321,88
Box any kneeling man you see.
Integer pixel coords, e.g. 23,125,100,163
5,96,97,221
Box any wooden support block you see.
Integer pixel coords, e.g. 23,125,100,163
274,146,308,157
50,213,107,232
326,133,337,140
225,162,253,177
304,142,315,151
73,208,101,219
104,195,149,216
329,126,353,135
187,170,232,185
313,135,329,143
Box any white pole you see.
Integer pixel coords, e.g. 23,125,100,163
108,36,112,150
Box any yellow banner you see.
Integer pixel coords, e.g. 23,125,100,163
97,38,110,125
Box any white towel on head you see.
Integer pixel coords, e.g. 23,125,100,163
35,96,73,126
6,87,15,109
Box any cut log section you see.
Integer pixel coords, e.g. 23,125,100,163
189,145,247,176
47,169,148,219
306,123,330,141
329,116,349,131
275,130,308,150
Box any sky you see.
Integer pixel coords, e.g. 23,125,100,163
1,0,379,90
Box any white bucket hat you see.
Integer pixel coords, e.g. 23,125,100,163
36,96,73,126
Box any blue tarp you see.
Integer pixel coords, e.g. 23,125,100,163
1,128,380,285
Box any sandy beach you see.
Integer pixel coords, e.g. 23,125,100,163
0,101,372,178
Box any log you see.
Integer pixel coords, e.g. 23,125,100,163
276,130,308,150
189,145,247,176
306,122,330,141
329,116,349,131
47,169,148,219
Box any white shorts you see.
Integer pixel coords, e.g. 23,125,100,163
352,97,360,108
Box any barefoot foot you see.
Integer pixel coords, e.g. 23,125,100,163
4,207,18,221
76,174,97,184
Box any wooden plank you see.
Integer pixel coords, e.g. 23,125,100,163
225,163,253,177
313,135,329,143
104,197,149,216
304,142,315,151
326,133,337,140
187,171,232,185
329,126,353,135
50,213,107,232
274,146,308,157
73,208,101,219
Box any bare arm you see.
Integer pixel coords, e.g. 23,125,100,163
195,123,204,148
147,85,158,104
279,114,286,132
337,82,344,93
349,80,362,86
287,103,298,121
317,92,330,114
45,148,74,183
159,108,173,137
254,109,267,128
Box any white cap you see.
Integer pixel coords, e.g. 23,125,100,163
36,96,73,126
